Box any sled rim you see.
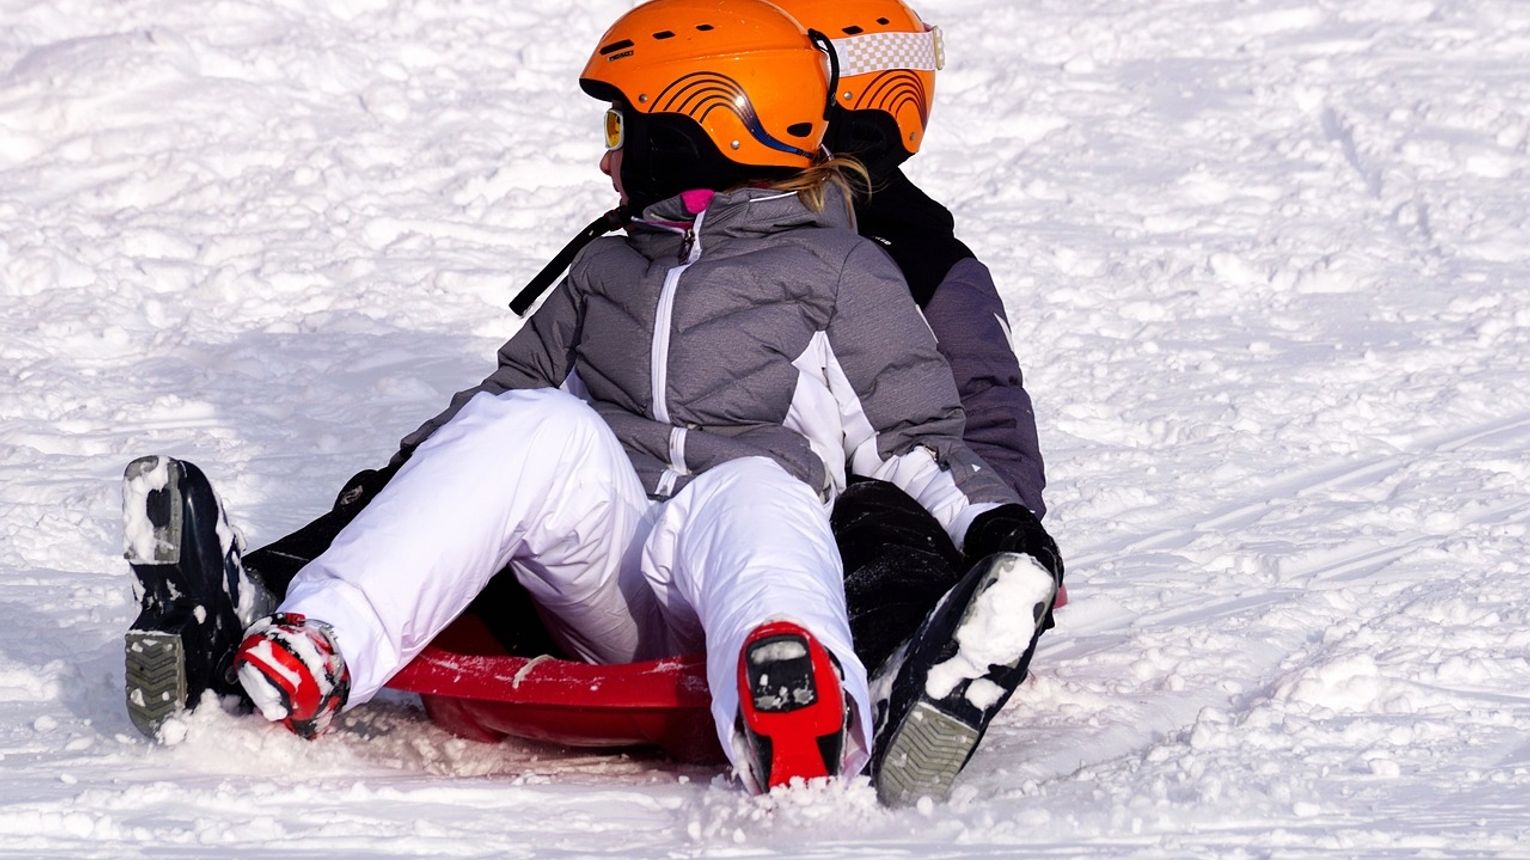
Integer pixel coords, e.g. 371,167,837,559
387,646,711,710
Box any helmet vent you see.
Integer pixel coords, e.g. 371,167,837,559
696,23,715,31
787,122,812,138
876,17,891,25
841,25,864,35
653,30,676,40
599,38,635,56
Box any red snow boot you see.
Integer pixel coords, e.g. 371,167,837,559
234,613,351,739
736,621,848,791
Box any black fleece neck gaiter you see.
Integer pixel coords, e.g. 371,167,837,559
854,168,974,308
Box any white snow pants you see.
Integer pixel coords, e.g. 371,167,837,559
281,388,871,774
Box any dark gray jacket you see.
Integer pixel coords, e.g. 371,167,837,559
402,187,1019,545
924,258,1047,518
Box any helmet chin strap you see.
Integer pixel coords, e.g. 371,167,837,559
509,205,631,316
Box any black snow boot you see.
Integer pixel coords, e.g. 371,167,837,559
122,456,272,738
869,551,1058,806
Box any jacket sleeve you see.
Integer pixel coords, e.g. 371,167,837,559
923,258,1048,518
824,241,1021,548
393,276,583,462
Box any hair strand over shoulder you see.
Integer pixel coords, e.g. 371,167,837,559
769,154,872,214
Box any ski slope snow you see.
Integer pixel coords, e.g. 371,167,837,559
2,0,1528,856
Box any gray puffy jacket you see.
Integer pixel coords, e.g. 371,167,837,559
401,186,1019,545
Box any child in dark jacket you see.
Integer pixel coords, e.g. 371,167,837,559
771,0,1063,803
122,0,1059,800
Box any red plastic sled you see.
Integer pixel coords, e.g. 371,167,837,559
385,584,1068,762
385,612,725,762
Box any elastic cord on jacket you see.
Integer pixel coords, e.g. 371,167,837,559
510,206,632,316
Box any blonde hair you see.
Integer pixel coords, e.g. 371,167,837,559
769,154,872,214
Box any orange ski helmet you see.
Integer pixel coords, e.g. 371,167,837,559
769,0,943,172
580,0,836,209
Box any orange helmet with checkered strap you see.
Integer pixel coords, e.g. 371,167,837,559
770,0,943,171
580,0,833,201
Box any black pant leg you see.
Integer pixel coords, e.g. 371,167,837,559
832,479,964,674
242,465,399,599
243,508,357,600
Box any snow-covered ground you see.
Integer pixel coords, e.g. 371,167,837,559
3,0,1528,855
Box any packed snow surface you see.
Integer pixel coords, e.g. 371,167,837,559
3,0,1529,856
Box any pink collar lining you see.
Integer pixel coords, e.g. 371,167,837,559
679,189,715,215
637,189,716,233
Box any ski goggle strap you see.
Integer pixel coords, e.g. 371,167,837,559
829,25,945,77
604,108,624,151
807,29,840,121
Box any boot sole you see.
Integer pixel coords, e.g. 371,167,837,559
123,455,183,566
875,553,1056,807
123,455,193,739
876,701,979,806
737,623,848,791
125,630,188,738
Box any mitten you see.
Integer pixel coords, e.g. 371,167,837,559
962,503,1064,583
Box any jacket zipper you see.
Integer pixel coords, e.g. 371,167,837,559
649,212,705,497
650,211,705,427
678,225,695,261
